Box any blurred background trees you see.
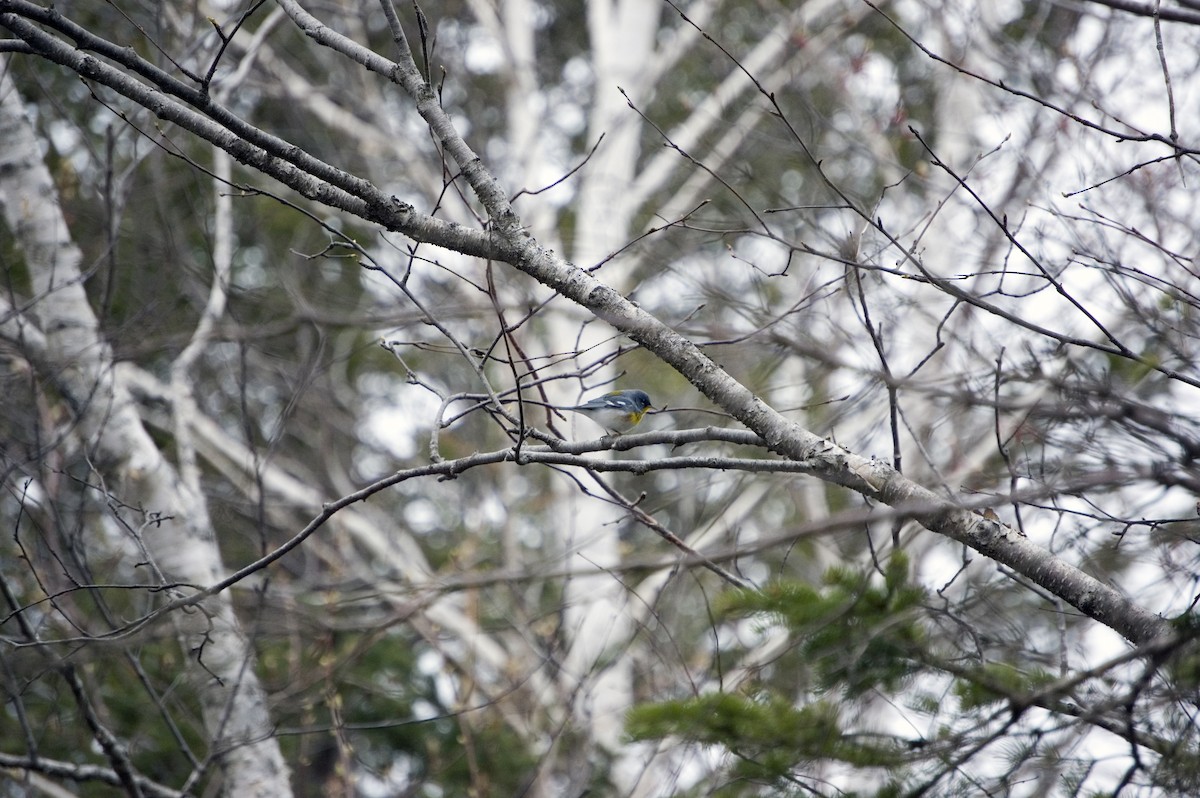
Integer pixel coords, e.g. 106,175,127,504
2,0,1200,795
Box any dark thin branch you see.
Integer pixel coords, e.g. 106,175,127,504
862,0,1200,155
1079,0,1200,25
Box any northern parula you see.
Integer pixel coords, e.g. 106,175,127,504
569,389,656,434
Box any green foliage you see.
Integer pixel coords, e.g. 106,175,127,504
629,558,926,793
951,661,1057,711
1154,747,1200,793
1165,632,1200,695
627,692,903,787
0,639,210,794
259,628,545,796
718,554,927,695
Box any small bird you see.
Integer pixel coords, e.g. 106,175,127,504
568,389,656,435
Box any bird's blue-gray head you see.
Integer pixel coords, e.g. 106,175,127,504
626,390,653,410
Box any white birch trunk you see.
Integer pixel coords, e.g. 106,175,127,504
0,59,292,798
